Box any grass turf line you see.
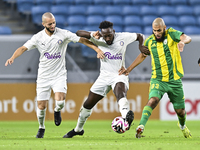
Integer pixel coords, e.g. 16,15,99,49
0,120,199,150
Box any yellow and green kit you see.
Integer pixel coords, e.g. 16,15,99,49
144,27,185,109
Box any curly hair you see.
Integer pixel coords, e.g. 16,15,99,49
99,21,113,29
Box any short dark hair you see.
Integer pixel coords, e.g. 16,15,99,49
99,21,113,29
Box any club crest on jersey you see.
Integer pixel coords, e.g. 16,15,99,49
164,39,167,45
104,52,122,60
57,39,63,45
120,41,124,46
44,52,61,59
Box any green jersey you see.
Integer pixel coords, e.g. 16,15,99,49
144,27,183,82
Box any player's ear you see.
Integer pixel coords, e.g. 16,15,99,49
113,29,115,33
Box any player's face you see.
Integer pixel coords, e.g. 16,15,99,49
152,24,166,42
43,18,56,34
101,28,115,45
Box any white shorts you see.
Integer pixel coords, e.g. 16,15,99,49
36,75,67,101
90,73,129,97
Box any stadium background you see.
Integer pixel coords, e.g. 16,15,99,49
0,0,200,121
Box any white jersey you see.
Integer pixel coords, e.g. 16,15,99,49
90,32,137,75
23,27,80,79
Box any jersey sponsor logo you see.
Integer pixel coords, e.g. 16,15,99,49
57,39,63,45
104,52,122,60
151,43,156,47
44,52,61,59
164,39,167,45
120,41,124,46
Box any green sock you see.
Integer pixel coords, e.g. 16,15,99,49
178,113,186,127
139,106,153,126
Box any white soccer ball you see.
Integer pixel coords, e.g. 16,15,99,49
111,116,129,134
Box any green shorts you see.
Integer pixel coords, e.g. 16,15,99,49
149,78,185,109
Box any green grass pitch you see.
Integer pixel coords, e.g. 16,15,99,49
0,120,199,150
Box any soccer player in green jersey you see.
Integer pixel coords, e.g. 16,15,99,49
118,18,192,138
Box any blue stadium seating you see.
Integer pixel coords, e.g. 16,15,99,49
188,0,200,5
54,15,66,29
169,0,187,5
54,0,74,5
74,0,93,5
193,6,200,16
86,15,104,26
113,26,123,32
124,26,142,33
131,0,149,5
197,16,200,26
151,0,169,5
179,16,197,27
50,5,68,19
64,26,80,33
31,6,49,25
122,6,140,16
158,6,175,16
113,0,131,5
68,5,86,16
81,44,97,58
35,0,54,8
140,6,158,16
142,15,157,26
175,6,193,16
67,15,86,28
105,16,123,26
93,0,112,5
82,26,99,32
0,26,12,35
87,5,104,16
162,15,178,26
123,16,142,26
105,6,122,16
143,26,152,35
169,26,182,32
17,0,34,15
183,26,200,35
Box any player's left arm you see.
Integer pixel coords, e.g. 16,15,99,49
178,34,192,52
136,33,150,55
78,37,104,59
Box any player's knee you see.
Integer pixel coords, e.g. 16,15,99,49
175,109,185,117
147,97,159,109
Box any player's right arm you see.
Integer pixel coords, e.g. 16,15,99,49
119,53,147,75
5,46,28,66
76,30,91,39
76,30,102,39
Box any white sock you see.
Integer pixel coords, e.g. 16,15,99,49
118,97,129,118
37,107,46,129
74,107,92,132
54,100,65,112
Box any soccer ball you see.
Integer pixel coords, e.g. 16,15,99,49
111,116,129,134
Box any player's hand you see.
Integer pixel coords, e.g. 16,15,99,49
97,50,105,59
5,58,14,66
93,31,102,39
118,66,129,76
139,45,150,55
177,41,185,52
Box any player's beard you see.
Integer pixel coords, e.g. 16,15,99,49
45,26,54,34
154,29,165,42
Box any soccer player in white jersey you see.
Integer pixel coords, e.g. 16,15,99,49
5,12,104,138
63,21,149,138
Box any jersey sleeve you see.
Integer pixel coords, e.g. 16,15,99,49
65,30,80,43
124,33,137,44
89,31,99,45
23,34,37,51
168,27,183,43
